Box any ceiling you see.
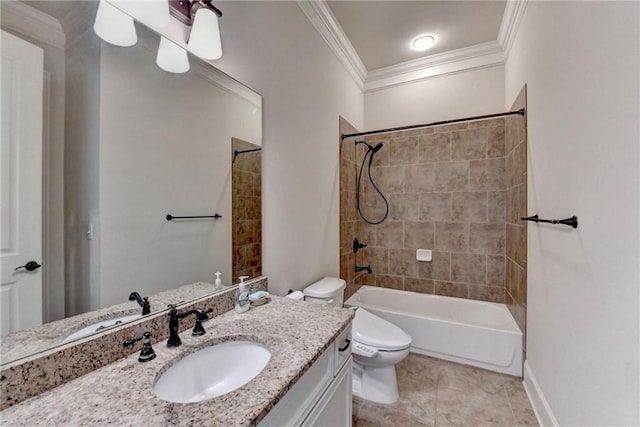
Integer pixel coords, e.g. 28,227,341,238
24,0,77,21
326,1,506,71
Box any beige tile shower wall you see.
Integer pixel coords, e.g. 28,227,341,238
339,117,365,300
232,138,262,283
359,119,508,302
505,88,528,337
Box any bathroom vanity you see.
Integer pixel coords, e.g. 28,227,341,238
260,322,352,426
0,294,353,425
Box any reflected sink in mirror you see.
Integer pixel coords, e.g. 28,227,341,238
61,314,142,344
154,341,271,403
0,281,232,365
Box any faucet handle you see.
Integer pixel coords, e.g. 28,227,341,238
142,297,151,315
192,308,213,336
123,332,146,347
123,332,156,363
167,304,178,317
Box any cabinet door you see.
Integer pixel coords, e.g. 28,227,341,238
304,358,352,427
259,345,334,426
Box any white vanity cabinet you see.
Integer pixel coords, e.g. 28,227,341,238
259,325,352,427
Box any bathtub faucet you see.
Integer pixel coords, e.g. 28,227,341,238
355,265,373,274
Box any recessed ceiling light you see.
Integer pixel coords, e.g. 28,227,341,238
411,35,436,51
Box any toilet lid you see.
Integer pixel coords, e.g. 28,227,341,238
352,308,412,351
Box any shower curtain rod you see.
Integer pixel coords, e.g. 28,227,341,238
233,147,262,160
341,108,525,140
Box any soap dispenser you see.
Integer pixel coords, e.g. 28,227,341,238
214,272,222,287
235,276,250,313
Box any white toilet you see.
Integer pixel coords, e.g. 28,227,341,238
303,277,412,404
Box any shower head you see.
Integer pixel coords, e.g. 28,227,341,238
355,140,384,155
371,142,384,154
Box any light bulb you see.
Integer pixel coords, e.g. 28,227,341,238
93,0,137,47
156,36,190,73
187,7,222,60
411,35,436,51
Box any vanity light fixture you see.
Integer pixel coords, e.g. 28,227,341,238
169,0,223,60
94,0,223,74
410,34,436,51
93,0,138,47
156,36,191,73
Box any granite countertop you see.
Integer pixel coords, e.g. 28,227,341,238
0,282,228,364
0,296,353,426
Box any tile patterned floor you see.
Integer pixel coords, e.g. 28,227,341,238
352,353,538,427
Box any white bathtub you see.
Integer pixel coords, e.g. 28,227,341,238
345,286,523,376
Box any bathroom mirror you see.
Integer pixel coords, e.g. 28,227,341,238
0,0,262,364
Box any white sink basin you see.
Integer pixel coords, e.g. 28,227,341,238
62,314,142,343
154,341,271,403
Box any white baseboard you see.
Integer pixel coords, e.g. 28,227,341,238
523,360,559,426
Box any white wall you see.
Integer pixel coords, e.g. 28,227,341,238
212,1,364,295
65,30,101,315
505,2,640,424
364,65,504,130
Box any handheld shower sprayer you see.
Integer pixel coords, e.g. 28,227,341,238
354,140,390,225
355,140,371,149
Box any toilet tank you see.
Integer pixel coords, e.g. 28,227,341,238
303,277,346,307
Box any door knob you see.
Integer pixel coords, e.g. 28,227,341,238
14,261,41,271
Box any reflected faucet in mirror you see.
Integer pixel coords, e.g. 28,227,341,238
128,292,151,315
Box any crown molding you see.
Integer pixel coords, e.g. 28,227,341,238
300,0,528,93
134,24,262,109
60,2,96,49
497,0,528,58
192,59,263,110
0,0,66,49
296,0,366,90
364,41,505,92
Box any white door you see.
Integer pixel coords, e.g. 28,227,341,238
0,30,44,335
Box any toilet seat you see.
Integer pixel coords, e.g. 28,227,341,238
352,308,412,351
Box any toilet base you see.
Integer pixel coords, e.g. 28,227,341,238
351,362,399,404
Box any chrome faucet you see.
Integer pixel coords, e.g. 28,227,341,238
166,306,212,347
129,291,151,315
